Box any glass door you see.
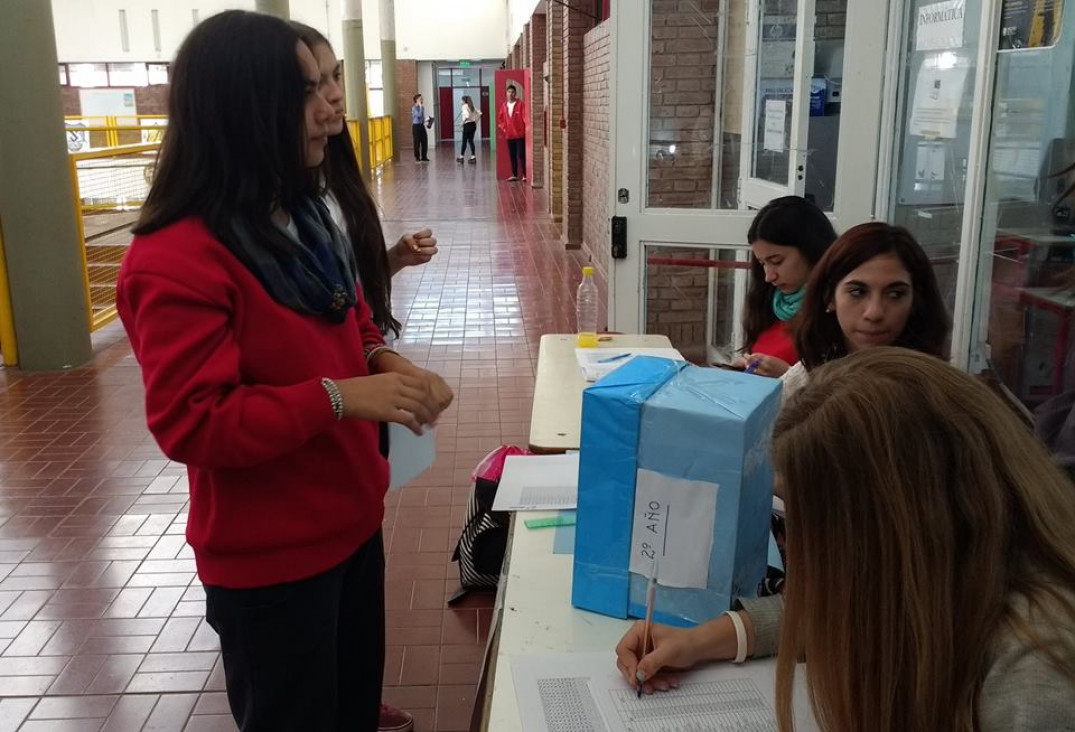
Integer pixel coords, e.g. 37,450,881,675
968,1,1074,410
739,0,815,207
610,0,889,356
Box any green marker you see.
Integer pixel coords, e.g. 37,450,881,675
525,515,577,529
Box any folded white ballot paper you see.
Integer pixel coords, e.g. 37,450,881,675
388,423,437,492
575,348,686,382
491,453,580,511
511,652,818,732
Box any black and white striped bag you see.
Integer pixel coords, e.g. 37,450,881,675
449,472,511,604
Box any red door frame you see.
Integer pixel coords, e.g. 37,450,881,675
438,87,454,141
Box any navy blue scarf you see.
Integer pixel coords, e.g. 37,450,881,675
227,197,358,324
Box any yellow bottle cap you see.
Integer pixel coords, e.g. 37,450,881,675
582,266,595,276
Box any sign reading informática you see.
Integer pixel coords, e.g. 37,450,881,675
915,0,966,51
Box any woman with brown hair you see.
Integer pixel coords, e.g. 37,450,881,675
774,348,1075,730
619,349,1075,729
780,221,950,396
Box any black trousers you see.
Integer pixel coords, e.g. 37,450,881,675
507,137,526,178
412,124,428,160
461,122,477,156
205,532,386,732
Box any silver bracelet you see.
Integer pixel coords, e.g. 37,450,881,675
321,378,344,420
365,345,397,366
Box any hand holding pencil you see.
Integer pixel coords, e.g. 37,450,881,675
614,609,755,694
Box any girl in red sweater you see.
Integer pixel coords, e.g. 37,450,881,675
116,11,451,731
731,196,836,376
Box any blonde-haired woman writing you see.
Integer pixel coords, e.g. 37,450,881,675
618,348,1075,731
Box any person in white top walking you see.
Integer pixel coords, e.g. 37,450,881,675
457,95,480,164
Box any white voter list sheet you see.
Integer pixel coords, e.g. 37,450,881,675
510,652,818,732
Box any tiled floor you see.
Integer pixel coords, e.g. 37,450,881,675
0,141,590,731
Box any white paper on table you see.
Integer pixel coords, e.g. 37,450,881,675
510,651,819,732
909,63,969,139
915,0,965,51
492,454,580,511
388,423,436,492
763,99,787,153
575,348,685,383
629,469,717,589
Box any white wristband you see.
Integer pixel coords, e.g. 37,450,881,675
723,610,748,664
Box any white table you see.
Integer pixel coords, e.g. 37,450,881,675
485,512,632,730
528,334,673,453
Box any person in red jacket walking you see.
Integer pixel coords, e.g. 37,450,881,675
116,12,452,731
497,83,527,181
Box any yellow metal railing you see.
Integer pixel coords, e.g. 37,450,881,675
346,115,394,172
64,115,391,333
65,115,167,151
369,115,393,169
68,142,160,331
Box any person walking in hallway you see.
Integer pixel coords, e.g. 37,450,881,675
411,93,429,162
457,95,480,164
497,84,527,181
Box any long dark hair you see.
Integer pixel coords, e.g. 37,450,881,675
291,22,399,336
134,10,308,260
744,196,837,349
795,222,950,369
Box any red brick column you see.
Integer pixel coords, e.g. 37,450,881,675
546,2,564,223
560,1,587,249
528,13,547,189
393,59,418,156
582,22,610,278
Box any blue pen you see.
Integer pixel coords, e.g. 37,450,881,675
744,358,762,375
597,352,632,364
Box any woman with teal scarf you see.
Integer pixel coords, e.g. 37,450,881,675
731,196,836,377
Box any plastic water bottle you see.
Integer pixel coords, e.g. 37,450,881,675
576,266,599,348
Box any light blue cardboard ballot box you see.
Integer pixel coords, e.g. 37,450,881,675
572,356,781,627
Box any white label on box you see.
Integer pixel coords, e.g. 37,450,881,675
630,469,717,589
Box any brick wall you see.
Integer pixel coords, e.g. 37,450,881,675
581,22,610,279
522,23,531,75
817,0,848,40
528,14,547,189
647,0,720,209
61,87,80,116
645,250,712,363
560,0,588,249
394,59,418,156
546,2,564,223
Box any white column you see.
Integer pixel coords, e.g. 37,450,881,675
379,0,398,158
343,0,372,173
